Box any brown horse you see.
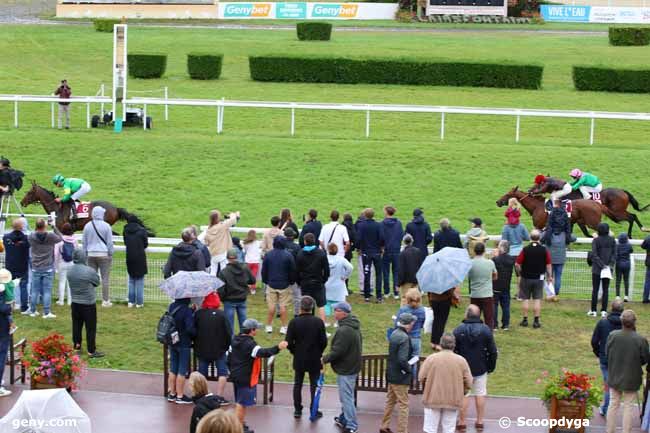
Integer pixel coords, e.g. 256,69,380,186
20,181,154,235
530,178,650,237
496,186,604,237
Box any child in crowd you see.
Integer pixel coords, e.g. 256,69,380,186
615,233,633,302
505,198,521,226
0,268,17,334
394,288,426,360
242,230,261,295
232,237,246,263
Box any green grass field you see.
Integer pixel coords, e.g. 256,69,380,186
2,23,650,399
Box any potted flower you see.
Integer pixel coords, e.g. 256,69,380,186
22,333,85,391
539,369,602,433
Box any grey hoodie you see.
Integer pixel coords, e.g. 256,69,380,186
82,206,114,256
28,227,62,271
67,250,100,305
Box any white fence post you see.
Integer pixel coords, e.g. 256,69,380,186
14,100,18,128
290,104,295,137
219,97,225,133
590,116,595,145
630,258,636,300
100,83,105,116
515,113,521,143
365,106,370,138
86,103,90,129
143,104,147,131
440,111,445,140
216,106,221,134
164,86,169,121
51,103,55,128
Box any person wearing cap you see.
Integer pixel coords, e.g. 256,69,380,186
261,236,296,335
397,234,421,306
286,296,328,419
356,208,385,303
380,313,415,433
218,248,255,335
296,233,330,322
322,302,362,433
283,228,302,315
194,292,232,398
465,218,489,259
433,218,463,254
229,318,288,433
405,208,433,266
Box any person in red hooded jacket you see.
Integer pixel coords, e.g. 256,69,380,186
194,292,232,398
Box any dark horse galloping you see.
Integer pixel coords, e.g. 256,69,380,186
530,178,650,238
20,181,155,235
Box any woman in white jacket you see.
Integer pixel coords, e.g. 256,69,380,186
54,223,78,306
324,243,353,326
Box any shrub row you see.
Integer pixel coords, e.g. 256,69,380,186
573,66,650,93
608,27,650,46
296,22,332,41
127,54,223,80
249,56,544,89
93,19,121,33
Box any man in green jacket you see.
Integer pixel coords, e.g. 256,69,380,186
569,168,602,200
381,313,415,433
322,302,362,433
605,309,650,433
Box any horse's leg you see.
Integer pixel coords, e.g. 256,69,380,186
578,223,592,238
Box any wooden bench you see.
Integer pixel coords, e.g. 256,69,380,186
6,335,27,385
354,354,426,405
162,344,275,404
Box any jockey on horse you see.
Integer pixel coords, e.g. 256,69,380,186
568,168,603,200
532,170,603,211
52,174,91,219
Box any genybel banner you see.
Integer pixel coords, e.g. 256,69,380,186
218,2,398,19
541,5,650,23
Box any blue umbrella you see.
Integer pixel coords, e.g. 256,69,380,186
416,247,472,294
310,372,325,422
159,271,224,300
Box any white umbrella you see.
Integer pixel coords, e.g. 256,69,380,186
416,247,472,294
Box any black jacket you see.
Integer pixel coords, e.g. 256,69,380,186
397,245,422,286
342,219,357,260
642,236,650,267
323,314,362,375
229,334,279,386
286,313,328,370
356,218,384,255
190,395,224,433
299,220,323,248
2,230,30,277
453,317,498,377
168,299,196,348
546,207,572,238
284,238,301,260
591,312,622,366
123,222,149,278
433,228,463,253
386,326,413,385
591,235,616,275
163,242,206,279
192,239,211,272
492,254,516,294
194,308,232,361
616,234,633,270
296,247,330,291
218,262,255,303
406,216,433,263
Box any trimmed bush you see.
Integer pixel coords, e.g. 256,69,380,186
93,19,121,33
608,27,650,46
573,66,650,93
187,53,223,80
249,56,544,89
128,54,167,79
296,22,332,41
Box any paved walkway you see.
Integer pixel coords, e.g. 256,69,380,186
1,369,645,432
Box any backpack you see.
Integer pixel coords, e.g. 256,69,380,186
61,240,75,263
156,306,182,345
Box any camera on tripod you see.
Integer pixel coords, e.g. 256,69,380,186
0,157,25,194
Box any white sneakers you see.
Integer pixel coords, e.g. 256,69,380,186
29,311,40,318
128,303,143,309
601,311,608,318
265,325,273,334
43,313,57,319
127,303,134,308
624,296,629,302
136,304,144,309
102,301,113,308
0,388,12,398
279,326,287,335
587,311,597,317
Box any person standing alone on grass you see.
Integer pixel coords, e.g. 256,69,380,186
28,218,62,318
590,223,616,318
467,242,497,330
296,233,330,322
229,318,288,433
262,236,296,335
454,305,498,432
515,230,552,328
605,309,650,433
381,206,404,300
218,248,255,335
406,208,433,265
591,299,623,417
380,313,415,433
67,249,104,358
322,302,362,433
418,333,473,433
492,240,515,331
82,206,114,307
356,208,385,303
615,233,633,302
286,295,328,419
123,215,148,308
54,79,71,129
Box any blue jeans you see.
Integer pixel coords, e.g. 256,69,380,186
600,363,609,413
336,374,358,431
30,269,54,315
410,337,421,379
382,252,399,296
552,264,564,295
644,267,650,302
169,346,191,376
0,338,9,386
14,272,30,312
128,276,145,305
224,301,247,335
493,291,510,328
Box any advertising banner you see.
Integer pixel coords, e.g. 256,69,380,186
541,5,650,23
217,2,398,19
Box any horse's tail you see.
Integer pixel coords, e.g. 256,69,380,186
117,208,156,237
623,190,650,212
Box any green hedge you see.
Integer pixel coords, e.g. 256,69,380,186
187,53,223,80
249,56,544,89
128,54,167,79
296,22,332,41
93,19,120,33
608,27,650,46
573,66,650,93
